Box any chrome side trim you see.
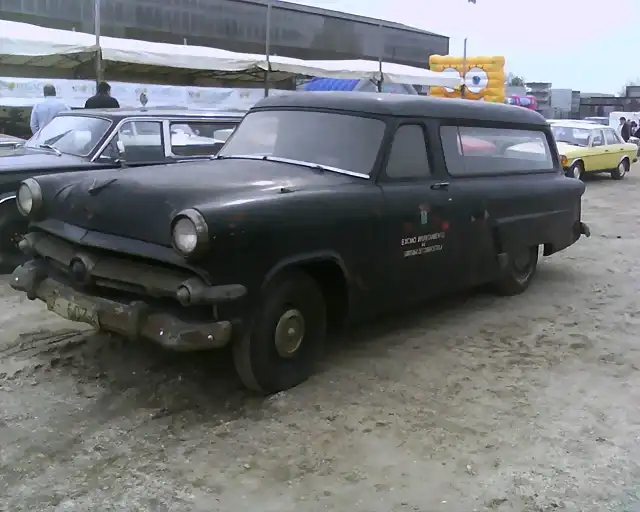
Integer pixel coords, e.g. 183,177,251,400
0,195,16,205
217,154,371,179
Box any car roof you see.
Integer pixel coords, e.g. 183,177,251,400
253,92,549,126
59,108,245,119
550,120,610,130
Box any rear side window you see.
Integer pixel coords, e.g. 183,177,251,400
385,125,431,179
440,126,554,176
604,129,620,145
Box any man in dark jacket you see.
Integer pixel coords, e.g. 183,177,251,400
619,117,631,142
85,81,120,109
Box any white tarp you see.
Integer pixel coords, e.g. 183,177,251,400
0,20,461,88
0,76,290,109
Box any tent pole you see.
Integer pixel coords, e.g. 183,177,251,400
461,37,468,98
94,0,102,86
264,0,272,97
377,22,383,92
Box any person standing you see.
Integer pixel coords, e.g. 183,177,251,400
29,84,70,134
85,81,120,109
619,117,631,142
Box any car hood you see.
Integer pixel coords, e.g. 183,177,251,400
0,147,86,172
42,157,359,246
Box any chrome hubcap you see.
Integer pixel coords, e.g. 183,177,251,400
513,249,531,273
619,162,627,176
573,166,581,179
274,309,305,358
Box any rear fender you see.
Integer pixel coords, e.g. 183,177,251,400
493,208,578,255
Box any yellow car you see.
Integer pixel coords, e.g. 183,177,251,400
549,121,638,180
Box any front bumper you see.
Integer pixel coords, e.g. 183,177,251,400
11,259,235,352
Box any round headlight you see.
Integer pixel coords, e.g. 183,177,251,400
171,209,209,256
16,178,43,217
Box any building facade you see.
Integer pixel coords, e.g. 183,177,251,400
0,0,449,67
526,81,552,117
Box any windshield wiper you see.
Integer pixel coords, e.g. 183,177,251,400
216,154,369,179
217,154,328,171
39,144,62,156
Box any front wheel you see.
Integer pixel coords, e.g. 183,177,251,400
233,269,326,394
611,159,629,180
0,206,29,273
568,161,584,180
494,246,539,296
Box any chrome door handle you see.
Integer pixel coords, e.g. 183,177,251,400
430,182,449,190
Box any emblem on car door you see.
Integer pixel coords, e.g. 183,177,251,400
419,204,429,225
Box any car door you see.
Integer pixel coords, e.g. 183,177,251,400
586,129,608,171
378,122,462,303
603,128,627,167
100,120,170,167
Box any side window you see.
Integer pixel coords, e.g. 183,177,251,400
604,129,619,145
440,125,554,176
591,130,604,147
385,124,431,179
118,121,164,162
170,121,237,156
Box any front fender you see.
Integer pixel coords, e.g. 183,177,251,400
261,250,349,291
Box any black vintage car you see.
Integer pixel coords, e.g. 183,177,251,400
0,108,243,269
11,92,589,394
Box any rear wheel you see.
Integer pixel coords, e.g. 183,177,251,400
0,206,28,273
611,158,629,180
569,161,584,180
494,246,539,296
233,269,326,394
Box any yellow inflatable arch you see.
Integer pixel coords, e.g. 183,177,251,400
429,55,505,103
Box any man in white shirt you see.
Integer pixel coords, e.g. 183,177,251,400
29,84,70,134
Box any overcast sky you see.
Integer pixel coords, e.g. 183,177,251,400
292,0,639,94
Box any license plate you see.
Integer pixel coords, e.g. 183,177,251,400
47,297,100,328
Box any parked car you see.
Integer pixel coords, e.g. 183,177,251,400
549,121,638,179
0,133,24,152
0,108,243,268
10,92,589,394
582,117,609,125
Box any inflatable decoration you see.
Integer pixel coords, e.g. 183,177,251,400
428,55,505,103
506,95,537,110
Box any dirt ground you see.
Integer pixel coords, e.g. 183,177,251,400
2,169,640,512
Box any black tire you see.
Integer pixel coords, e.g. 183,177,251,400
611,158,629,180
494,246,539,296
568,161,584,180
233,269,326,394
0,205,28,273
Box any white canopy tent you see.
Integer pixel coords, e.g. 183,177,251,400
0,20,461,88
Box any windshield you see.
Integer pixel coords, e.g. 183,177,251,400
550,125,591,146
218,110,386,176
26,115,111,157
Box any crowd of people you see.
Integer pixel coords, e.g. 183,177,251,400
618,116,640,142
29,81,120,134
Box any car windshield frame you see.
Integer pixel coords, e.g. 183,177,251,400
550,125,592,147
218,109,387,178
25,114,113,157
